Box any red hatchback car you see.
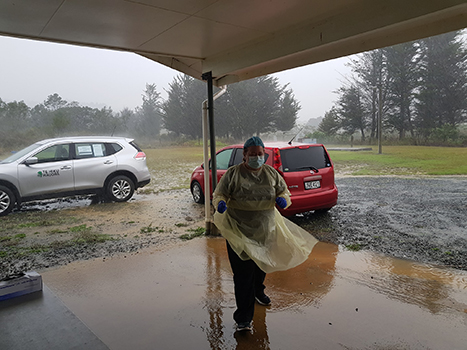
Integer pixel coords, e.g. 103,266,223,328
190,142,338,216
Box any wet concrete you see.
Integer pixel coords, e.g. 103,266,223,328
40,237,467,350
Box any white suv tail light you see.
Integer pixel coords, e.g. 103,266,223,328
134,151,146,160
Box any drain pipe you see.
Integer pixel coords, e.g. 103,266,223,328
201,81,226,235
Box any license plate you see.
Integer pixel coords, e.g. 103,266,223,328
304,180,320,190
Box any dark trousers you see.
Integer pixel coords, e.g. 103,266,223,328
226,241,266,323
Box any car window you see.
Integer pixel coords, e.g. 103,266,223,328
129,141,142,152
74,143,107,159
210,149,234,170
34,144,70,163
106,143,123,155
232,148,244,165
216,149,234,170
280,146,331,172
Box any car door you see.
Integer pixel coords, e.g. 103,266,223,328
72,142,117,190
208,148,236,189
17,143,74,197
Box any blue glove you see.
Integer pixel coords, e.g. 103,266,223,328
217,200,227,213
276,197,287,209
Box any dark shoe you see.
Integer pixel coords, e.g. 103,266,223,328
255,294,271,306
236,321,252,332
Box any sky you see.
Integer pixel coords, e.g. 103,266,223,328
0,35,354,124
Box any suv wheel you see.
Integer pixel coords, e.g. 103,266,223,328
0,185,15,216
107,175,135,202
191,181,204,204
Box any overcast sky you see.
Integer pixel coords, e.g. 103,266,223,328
0,35,354,124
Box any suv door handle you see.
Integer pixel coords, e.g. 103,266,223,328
104,160,113,164
61,165,72,170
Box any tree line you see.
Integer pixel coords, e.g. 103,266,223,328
0,75,299,149
2,30,465,150
315,30,467,146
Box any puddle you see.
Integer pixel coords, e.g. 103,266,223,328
13,193,149,213
42,237,467,350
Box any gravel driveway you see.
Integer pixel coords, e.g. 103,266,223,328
1,176,466,279
291,176,467,270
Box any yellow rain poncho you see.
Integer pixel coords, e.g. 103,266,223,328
213,163,318,273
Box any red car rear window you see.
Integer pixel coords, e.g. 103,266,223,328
280,146,331,172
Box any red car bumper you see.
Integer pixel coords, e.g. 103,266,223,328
279,185,338,216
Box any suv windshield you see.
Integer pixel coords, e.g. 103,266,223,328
0,143,42,164
280,146,331,172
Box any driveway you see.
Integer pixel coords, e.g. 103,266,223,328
292,176,467,270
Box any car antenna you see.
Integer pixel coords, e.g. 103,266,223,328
288,127,304,145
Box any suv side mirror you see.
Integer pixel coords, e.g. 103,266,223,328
25,157,38,165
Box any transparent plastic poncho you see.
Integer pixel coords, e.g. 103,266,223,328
213,163,318,273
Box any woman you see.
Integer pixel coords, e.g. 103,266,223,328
213,136,317,332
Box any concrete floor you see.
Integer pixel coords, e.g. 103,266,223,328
0,284,108,350
2,237,467,350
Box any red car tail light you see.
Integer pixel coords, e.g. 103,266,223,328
272,148,283,174
134,151,146,160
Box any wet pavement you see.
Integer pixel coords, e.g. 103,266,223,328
39,236,467,350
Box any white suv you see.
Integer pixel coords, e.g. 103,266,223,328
0,136,151,216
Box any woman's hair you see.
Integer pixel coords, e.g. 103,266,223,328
243,136,264,150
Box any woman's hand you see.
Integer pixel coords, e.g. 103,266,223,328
275,197,287,209
217,200,227,213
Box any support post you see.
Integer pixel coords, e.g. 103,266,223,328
202,100,212,235
378,85,382,154
202,72,218,192
201,72,226,235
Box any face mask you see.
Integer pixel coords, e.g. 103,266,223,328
247,155,265,169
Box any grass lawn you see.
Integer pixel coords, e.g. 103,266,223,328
144,146,204,170
327,145,467,175
2,145,466,194
143,147,205,192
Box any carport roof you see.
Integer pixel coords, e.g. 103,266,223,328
1,0,466,86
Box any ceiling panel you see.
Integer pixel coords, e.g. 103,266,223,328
133,0,219,16
195,0,351,33
41,0,189,49
0,0,465,85
0,0,63,36
140,15,264,58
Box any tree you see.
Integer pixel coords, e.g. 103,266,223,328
336,85,367,141
216,76,298,139
162,75,206,139
318,108,340,135
92,106,115,133
44,93,67,111
116,107,136,136
348,49,388,143
136,83,162,137
0,99,31,147
162,74,299,140
384,41,420,139
1,100,30,131
51,109,70,133
415,31,467,139
275,89,300,132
